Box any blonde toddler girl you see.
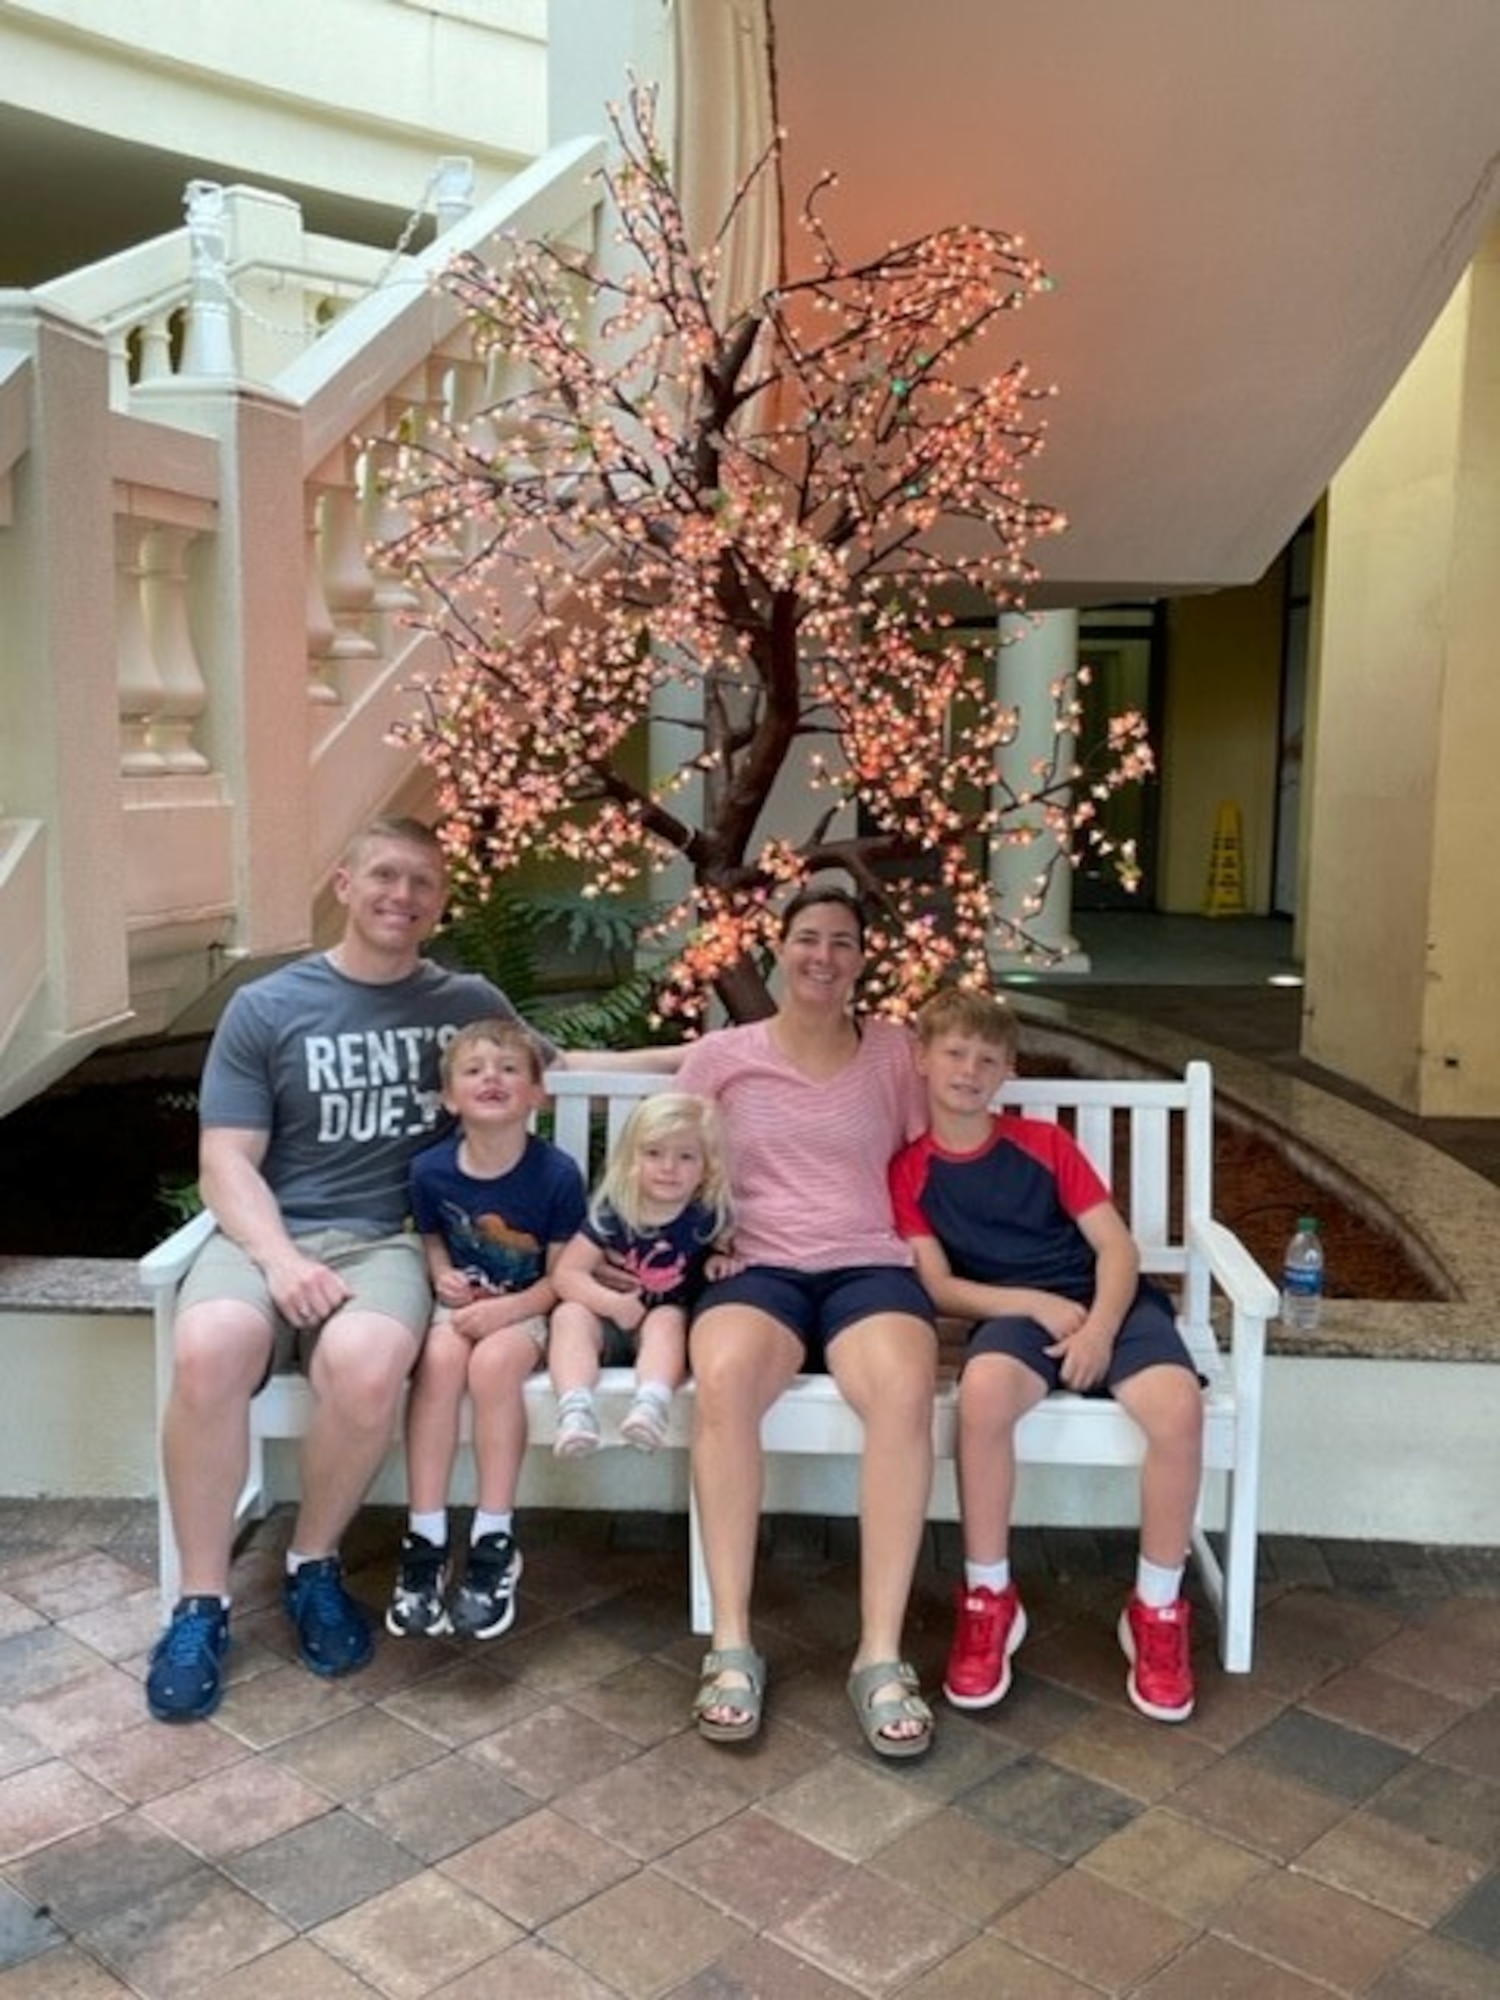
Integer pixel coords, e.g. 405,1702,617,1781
549,1093,733,1453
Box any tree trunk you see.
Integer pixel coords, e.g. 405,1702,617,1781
713,953,776,1023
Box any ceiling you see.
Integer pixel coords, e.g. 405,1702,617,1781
767,0,1500,602
6,3,1500,607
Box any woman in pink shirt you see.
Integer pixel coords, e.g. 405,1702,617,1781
677,886,937,1758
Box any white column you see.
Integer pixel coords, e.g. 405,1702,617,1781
988,609,1090,974
646,661,702,940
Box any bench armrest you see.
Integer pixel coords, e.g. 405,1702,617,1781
138,1209,217,1295
1189,1212,1279,1323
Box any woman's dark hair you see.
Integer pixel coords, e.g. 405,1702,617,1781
778,882,868,945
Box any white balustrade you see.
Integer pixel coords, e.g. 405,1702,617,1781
411,358,466,570
104,327,133,407
7,138,609,1109
487,345,550,482
990,610,1088,971
115,518,169,776
303,486,342,704
447,350,495,562
360,425,422,619
140,526,211,774
136,309,177,386
318,468,381,686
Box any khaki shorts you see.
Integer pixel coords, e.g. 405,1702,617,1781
179,1227,432,1375
432,1305,551,1355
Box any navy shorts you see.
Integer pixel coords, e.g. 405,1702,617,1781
596,1319,641,1367
967,1280,1198,1396
693,1264,934,1373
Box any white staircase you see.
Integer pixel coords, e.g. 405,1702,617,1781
0,138,606,1117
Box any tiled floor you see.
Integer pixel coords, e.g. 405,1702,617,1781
1,1499,1497,1998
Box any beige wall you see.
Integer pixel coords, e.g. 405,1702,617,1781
1157,569,1285,916
1420,233,1500,1116
1305,227,1500,1114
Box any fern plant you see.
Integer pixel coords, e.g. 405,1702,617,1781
430,885,680,1049
429,885,544,1014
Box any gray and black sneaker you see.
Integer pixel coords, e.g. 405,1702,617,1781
385,1530,451,1637
449,1530,522,1639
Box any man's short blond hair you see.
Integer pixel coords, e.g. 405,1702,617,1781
341,816,446,871
915,987,1019,1059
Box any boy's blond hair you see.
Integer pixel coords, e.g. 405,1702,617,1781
915,986,1020,1060
593,1093,733,1239
440,1017,548,1092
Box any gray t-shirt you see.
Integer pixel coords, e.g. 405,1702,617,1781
198,953,547,1237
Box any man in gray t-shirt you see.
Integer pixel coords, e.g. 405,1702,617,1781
147,817,533,1721
198,951,522,1238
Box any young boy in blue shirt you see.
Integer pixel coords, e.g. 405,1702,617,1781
890,988,1206,1722
387,1019,586,1642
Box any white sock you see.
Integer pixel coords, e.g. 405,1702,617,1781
1136,1555,1185,1608
634,1381,672,1406
285,1549,330,1576
965,1559,1011,1594
472,1510,513,1544
409,1510,448,1547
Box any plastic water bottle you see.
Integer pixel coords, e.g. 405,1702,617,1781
1280,1216,1325,1333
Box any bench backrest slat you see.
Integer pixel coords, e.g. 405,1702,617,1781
997,1064,1210,1271
1128,1103,1171,1248
1074,1101,1118,1187
542,1070,660,1184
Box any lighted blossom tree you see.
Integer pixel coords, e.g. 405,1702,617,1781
382,86,1150,1026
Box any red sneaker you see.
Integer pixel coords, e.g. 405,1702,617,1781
1118,1595,1195,1722
943,1583,1028,1709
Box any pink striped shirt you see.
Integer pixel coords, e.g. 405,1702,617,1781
677,1017,926,1270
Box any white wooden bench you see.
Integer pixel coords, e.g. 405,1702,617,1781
140,1060,1278,1670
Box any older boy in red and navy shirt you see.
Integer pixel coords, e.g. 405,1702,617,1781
890,988,1206,1722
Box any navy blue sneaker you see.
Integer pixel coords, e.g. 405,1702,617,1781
284,1556,373,1677
146,1595,229,1722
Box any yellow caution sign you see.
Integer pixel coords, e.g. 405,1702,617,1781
1204,800,1248,917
